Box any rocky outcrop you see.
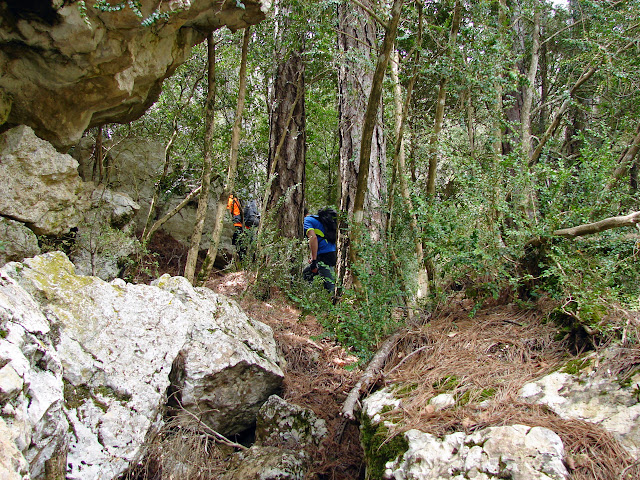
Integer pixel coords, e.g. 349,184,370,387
0,218,40,267
70,183,140,279
0,125,144,279
1,251,284,480
223,395,327,480
361,388,568,480
0,0,270,149
0,125,85,236
72,135,236,255
519,349,640,458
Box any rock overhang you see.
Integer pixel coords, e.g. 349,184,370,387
0,0,270,150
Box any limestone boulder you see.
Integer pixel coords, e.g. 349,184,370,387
70,184,140,280
385,426,568,480
255,395,327,450
219,395,327,480
0,1,270,149
0,125,85,236
0,417,28,480
0,268,68,479
223,446,307,480
0,218,40,267
361,388,568,480
519,350,640,459
1,251,284,480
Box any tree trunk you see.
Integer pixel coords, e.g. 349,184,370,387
349,0,404,291
336,0,387,288
606,121,640,191
388,4,427,299
521,9,540,159
426,0,462,197
200,27,251,281
184,34,216,284
265,51,306,239
141,122,178,243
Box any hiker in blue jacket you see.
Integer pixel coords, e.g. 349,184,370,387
303,208,337,293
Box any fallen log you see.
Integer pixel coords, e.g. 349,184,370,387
341,330,404,421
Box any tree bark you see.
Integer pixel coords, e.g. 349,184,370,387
200,27,251,281
264,51,306,239
341,330,404,421
388,5,427,299
184,34,216,284
349,0,404,291
521,9,540,159
336,0,387,288
553,211,640,238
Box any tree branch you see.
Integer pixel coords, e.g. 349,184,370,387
553,211,640,238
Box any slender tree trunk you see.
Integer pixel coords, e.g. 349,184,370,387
350,0,404,290
200,27,251,281
389,40,428,298
606,121,640,191
96,125,104,184
184,34,216,283
141,122,178,243
140,67,206,243
426,0,461,197
336,0,387,289
521,7,541,223
521,9,540,159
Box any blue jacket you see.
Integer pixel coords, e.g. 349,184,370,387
304,215,336,255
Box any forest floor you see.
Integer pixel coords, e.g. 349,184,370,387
204,271,640,480
138,233,640,479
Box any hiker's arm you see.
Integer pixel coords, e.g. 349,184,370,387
306,229,318,261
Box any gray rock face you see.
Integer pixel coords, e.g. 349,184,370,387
1,251,284,480
256,394,327,450
0,218,41,266
0,0,270,149
0,125,85,235
519,355,640,459
72,135,236,255
70,183,140,280
361,388,568,480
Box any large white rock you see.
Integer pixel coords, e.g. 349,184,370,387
519,360,640,458
0,269,68,479
1,251,284,480
384,425,567,480
0,125,85,235
361,388,568,480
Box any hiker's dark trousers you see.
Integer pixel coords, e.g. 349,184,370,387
304,251,336,293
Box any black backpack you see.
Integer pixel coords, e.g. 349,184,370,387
316,208,337,244
243,200,260,227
